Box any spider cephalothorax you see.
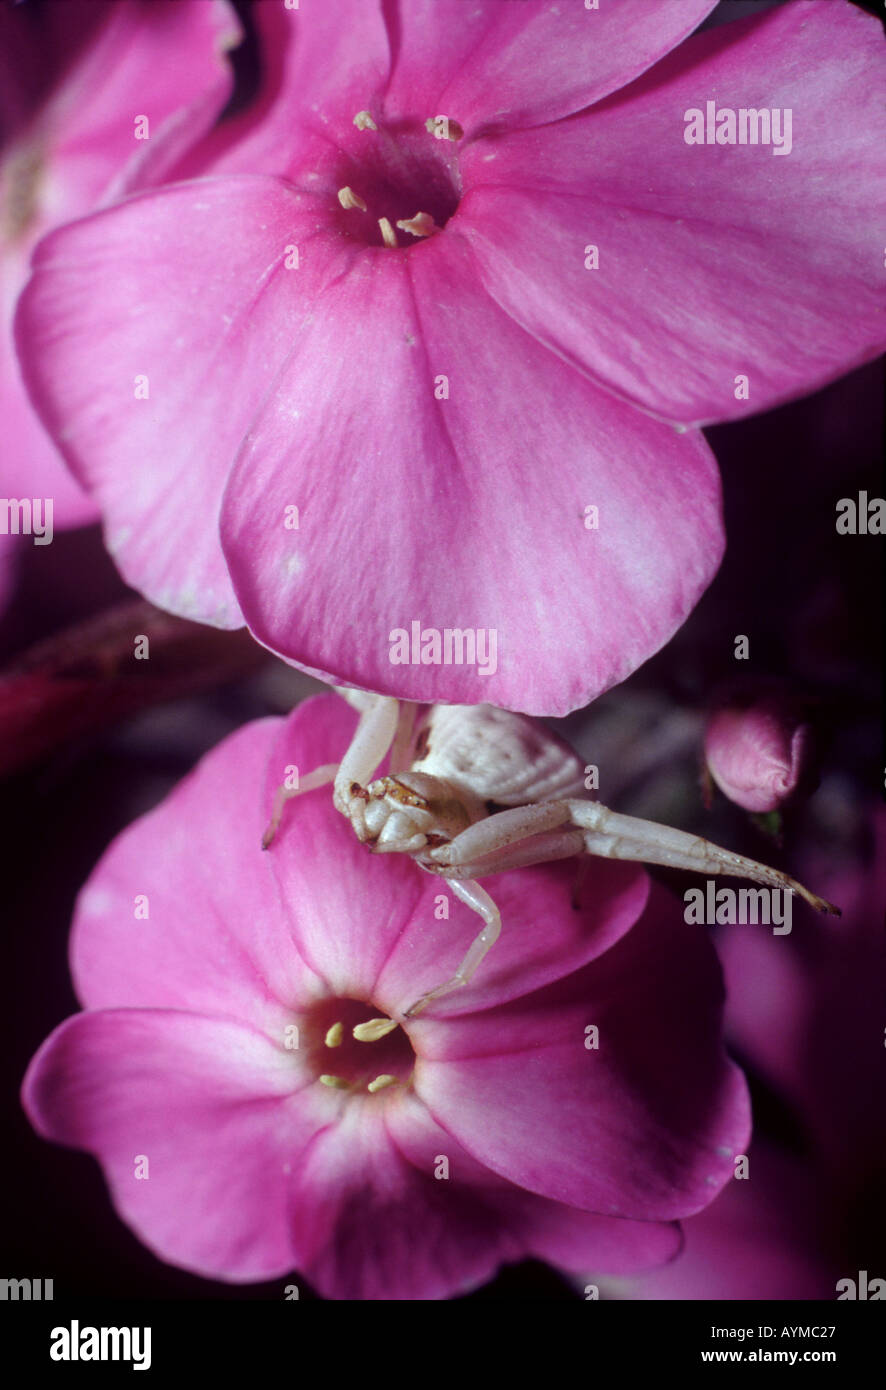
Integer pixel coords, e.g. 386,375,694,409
344,771,482,854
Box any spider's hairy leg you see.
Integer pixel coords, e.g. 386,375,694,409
261,763,339,850
405,879,502,1018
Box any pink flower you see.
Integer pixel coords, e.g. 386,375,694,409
0,0,241,529
15,1,884,714
597,1138,834,1301
22,694,749,1298
704,689,815,813
605,806,886,1301
717,806,886,1178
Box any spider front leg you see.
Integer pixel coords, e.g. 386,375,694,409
262,693,402,848
332,694,401,819
261,763,340,849
404,879,502,1018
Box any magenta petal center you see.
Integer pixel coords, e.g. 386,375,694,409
331,114,462,247
303,996,415,1093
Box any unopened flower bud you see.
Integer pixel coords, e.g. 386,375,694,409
704,695,814,814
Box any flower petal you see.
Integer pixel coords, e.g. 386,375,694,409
72,717,325,1029
461,1,886,425
22,1009,328,1283
381,0,717,135
261,696,428,1000
37,0,242,207
1,0,240,532
289,1093,520,1299
171,0,392,185
518,1203,682,1280
390,1093,685,1279
618,1140,832,1301
376,847,648,1022
417,882,751,1219
16,177,355,626
0,327,98,525
221,233,723,715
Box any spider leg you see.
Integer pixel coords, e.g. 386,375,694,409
388,701,418,774
428,827,586,879
261,763,339,849
563,800,839,915
332,694,400,815
404,879,503,1018
429,798,838,915
430,801,574,867
263,695,402,848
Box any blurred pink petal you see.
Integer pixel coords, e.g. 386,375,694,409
719,806,886,1171
608,1141,832,1300
0,0,240,529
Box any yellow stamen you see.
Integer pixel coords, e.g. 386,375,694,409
378,217,398,248
353,1017,398,1042
353,110,378,132
324,1022,344,1048
367,1074,398,1093
338,185,368,212
396,211,439,239
319,1074,349,1090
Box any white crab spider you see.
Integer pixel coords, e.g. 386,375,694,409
262,690,838,1017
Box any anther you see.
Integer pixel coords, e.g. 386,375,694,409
353,110,378,131
378,217,398,248
325,1022,344,1048
319,1074,350,1090
396,211,439,239
338,186,368,212
353,1017,398,1042
367,1074,398,1093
